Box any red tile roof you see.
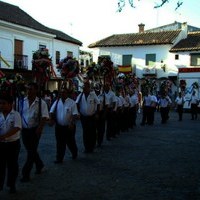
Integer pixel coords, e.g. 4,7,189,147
88,31,181,48
0,1,82,46
170,32,200,52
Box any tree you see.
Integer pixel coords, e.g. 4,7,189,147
117,0,184,12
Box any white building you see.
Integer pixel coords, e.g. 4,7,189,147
0,1,82,91
88,21,200,99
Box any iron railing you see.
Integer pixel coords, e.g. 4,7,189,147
14,54,28,70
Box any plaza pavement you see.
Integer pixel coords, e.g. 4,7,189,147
1,110,200,200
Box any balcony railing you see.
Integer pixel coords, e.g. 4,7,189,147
14,54,28,70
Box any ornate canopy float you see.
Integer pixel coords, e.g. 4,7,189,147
32,48,56,88
56,55,80,95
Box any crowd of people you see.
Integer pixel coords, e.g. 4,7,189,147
0,80,199,194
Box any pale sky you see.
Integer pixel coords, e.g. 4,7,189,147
1,0,200,50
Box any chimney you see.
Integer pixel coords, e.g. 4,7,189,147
181,22,188,39
138,23,145,33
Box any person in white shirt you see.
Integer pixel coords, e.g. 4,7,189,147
129,89,139,127
188,91,199,120
158,92,172,124
0,95,22,193
104,83,117,140
149,92,158,125
49,87,79,163
175,92,185,121
76,82,100,153
94,84,107,147
140,90,152,126
123,91,131,131
117,91,125,133
18,82,49,182
114,90,123,135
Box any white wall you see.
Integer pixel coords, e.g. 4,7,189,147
94,44,178,79
0,25,54,69
0,27,14,68
0,24,80,75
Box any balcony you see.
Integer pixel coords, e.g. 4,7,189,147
14,54,28,71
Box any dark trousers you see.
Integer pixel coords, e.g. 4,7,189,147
160,107,169,123
122,107,129,131
21,127,44,178
117,109,123,132
106,110,117,139
80,115,96,152
129,107,137,127
55,124,78,161
0,140,20,189
96,111,106,146
149,107,156,125
191,103,198,119
177,105,183,121
141,106,151,125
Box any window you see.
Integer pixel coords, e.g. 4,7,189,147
86,60,89,66
39,44,46,50
145,54,156,66
80,59,84,66
122,55,132,66
55,51,60,64
190,53,200,66
175,54,179,60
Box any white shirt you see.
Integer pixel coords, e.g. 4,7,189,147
50,98,78,126
143,95,152,106
114,96,123,111
76,91,100,116
97,93,108,111
124,95,130,108
0,109,22,142
19,97,49,128
105,90,117,108
129,94,138,107
118,95,125,108
159,96,172,108
175,96,185,105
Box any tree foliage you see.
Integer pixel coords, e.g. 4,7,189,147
117,0,184,12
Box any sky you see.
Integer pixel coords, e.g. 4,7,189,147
1,0,200,51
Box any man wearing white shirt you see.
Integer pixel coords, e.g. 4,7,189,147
158,92,172,124
49,87,79,163
175,92,185,121
188,91,199,120
18,82,49,182
76,82,100,153
129,89,139,127
104,83,117,140
94,85,107,147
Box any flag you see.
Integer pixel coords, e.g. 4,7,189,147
118,65,132,74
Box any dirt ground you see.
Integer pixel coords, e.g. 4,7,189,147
0,111,200,200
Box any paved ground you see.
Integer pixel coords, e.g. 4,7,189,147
1,110,200,200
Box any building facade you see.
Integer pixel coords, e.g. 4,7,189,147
0,1,82,91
